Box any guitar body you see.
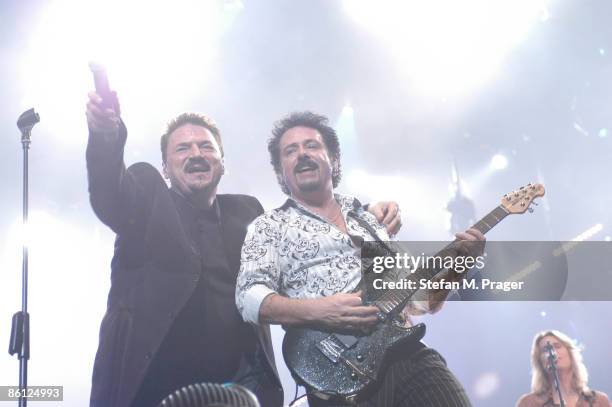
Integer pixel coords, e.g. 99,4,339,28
281,183,546,404
282,321,426,403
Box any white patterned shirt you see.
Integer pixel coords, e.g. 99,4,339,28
236,193,391,324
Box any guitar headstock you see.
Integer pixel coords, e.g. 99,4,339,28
501,183,545,214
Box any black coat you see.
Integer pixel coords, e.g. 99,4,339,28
86,125,283,407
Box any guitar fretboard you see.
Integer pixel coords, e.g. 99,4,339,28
371,205,509,314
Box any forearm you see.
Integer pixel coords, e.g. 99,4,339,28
86,123,131,231
258,291,380,333
86,121,155,233
86,121,128,201
424,269,465,313
258,293,321,326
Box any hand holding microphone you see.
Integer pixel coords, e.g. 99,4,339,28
86,62,121,137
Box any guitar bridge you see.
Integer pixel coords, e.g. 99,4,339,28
316,335,375,381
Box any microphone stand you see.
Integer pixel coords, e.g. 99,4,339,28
9,108,40,407
546,341,565,407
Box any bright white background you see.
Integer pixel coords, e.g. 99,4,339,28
1,1,611,405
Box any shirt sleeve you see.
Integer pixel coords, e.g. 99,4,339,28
86,120,160,235
236,213,283,324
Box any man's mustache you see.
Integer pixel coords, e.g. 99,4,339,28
294,157,318,173
185,157,211,173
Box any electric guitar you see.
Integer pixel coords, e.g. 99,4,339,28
282,183,545,404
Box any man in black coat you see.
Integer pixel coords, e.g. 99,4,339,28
85,92,401,407
86,92,283,407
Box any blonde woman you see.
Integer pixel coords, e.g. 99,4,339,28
516,330,611,407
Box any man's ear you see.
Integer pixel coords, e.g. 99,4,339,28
221,158,226,175
162,162,169,180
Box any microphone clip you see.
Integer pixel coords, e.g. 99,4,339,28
17,108,40,144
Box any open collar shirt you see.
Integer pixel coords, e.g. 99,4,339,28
236,193,390,324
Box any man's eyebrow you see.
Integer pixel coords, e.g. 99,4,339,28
283,139,320,150
176,140,212,147
282,142,298,151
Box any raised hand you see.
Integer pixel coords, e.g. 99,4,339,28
86,91,120,136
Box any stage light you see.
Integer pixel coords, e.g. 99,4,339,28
336,103,356,141
343,0,550,98
20,0,231,144
2,211,114,392
562,223,603,243
573,122,589,137
490,154,508,170
341,104,354,117
473,372,500,399
598,128,608,138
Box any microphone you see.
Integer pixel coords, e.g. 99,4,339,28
545,341,558,370
88,62,120,114
545,341,566,406
17,108,40,135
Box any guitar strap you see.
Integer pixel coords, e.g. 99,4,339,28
348,210,397,254
348,211,408,309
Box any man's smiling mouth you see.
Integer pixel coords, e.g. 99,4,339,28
185,161,211,174
295,162,318,174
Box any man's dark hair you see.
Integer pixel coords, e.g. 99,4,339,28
161,112,223,164
268,111,342,195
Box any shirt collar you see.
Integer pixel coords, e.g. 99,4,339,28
278,193,362,214
171,188,220,221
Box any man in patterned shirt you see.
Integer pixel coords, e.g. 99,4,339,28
236,111,485,406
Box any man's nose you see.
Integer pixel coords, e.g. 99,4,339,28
188,144,203,157
296,146,311,158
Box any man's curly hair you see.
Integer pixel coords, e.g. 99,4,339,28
268,111,342,195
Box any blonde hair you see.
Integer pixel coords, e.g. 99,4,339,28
530,330,590,395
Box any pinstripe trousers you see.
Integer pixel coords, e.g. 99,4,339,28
307,345,472,407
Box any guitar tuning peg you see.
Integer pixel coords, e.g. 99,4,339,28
532,201,539,206
528,207,534,213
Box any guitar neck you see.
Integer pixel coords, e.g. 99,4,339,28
469,204,510,235
372,205,509,313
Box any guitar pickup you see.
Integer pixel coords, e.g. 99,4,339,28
316,334,358,364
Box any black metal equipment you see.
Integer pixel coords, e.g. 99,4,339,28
9,108,40,407
546,341,566,407
158,382,260,407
